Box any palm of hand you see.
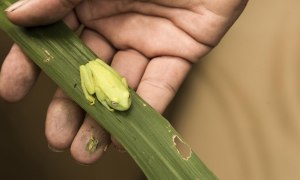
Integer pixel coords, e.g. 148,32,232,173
77,0,208,62
76,0,241,62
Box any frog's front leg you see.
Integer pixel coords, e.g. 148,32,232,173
121,77,128,88
80,65,96,105
94,87,114,111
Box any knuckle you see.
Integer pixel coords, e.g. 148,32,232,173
141,77,177,95
59,0,81,9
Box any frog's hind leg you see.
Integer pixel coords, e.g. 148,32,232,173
94,87,114,111
80,65,96,105
121,77,128,88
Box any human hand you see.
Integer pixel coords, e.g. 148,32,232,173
0,0,248,164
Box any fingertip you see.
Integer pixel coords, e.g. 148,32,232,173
70,139,109,165
45,89,84,150
0,71,35,102
5,0,28,13
0,44,40,102
6,0,82,27
0,84,24,102
48,144,65,153
70,116,111,164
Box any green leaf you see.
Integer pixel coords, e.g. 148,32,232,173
0,1,217,179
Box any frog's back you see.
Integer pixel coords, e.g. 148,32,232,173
88,60,128,97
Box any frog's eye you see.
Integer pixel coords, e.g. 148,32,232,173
112,101,119,107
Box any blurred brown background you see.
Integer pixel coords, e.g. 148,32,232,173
1,0,300,179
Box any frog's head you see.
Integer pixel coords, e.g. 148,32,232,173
109,91,131,111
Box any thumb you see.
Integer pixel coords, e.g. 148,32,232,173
5,0,83,26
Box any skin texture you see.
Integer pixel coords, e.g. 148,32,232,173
0,0,248,164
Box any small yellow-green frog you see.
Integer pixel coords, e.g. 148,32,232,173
79,59,131,111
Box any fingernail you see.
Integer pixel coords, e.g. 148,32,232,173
48,144,64,153
5,0,28,12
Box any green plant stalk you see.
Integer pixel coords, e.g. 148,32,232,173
0,0,217,179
